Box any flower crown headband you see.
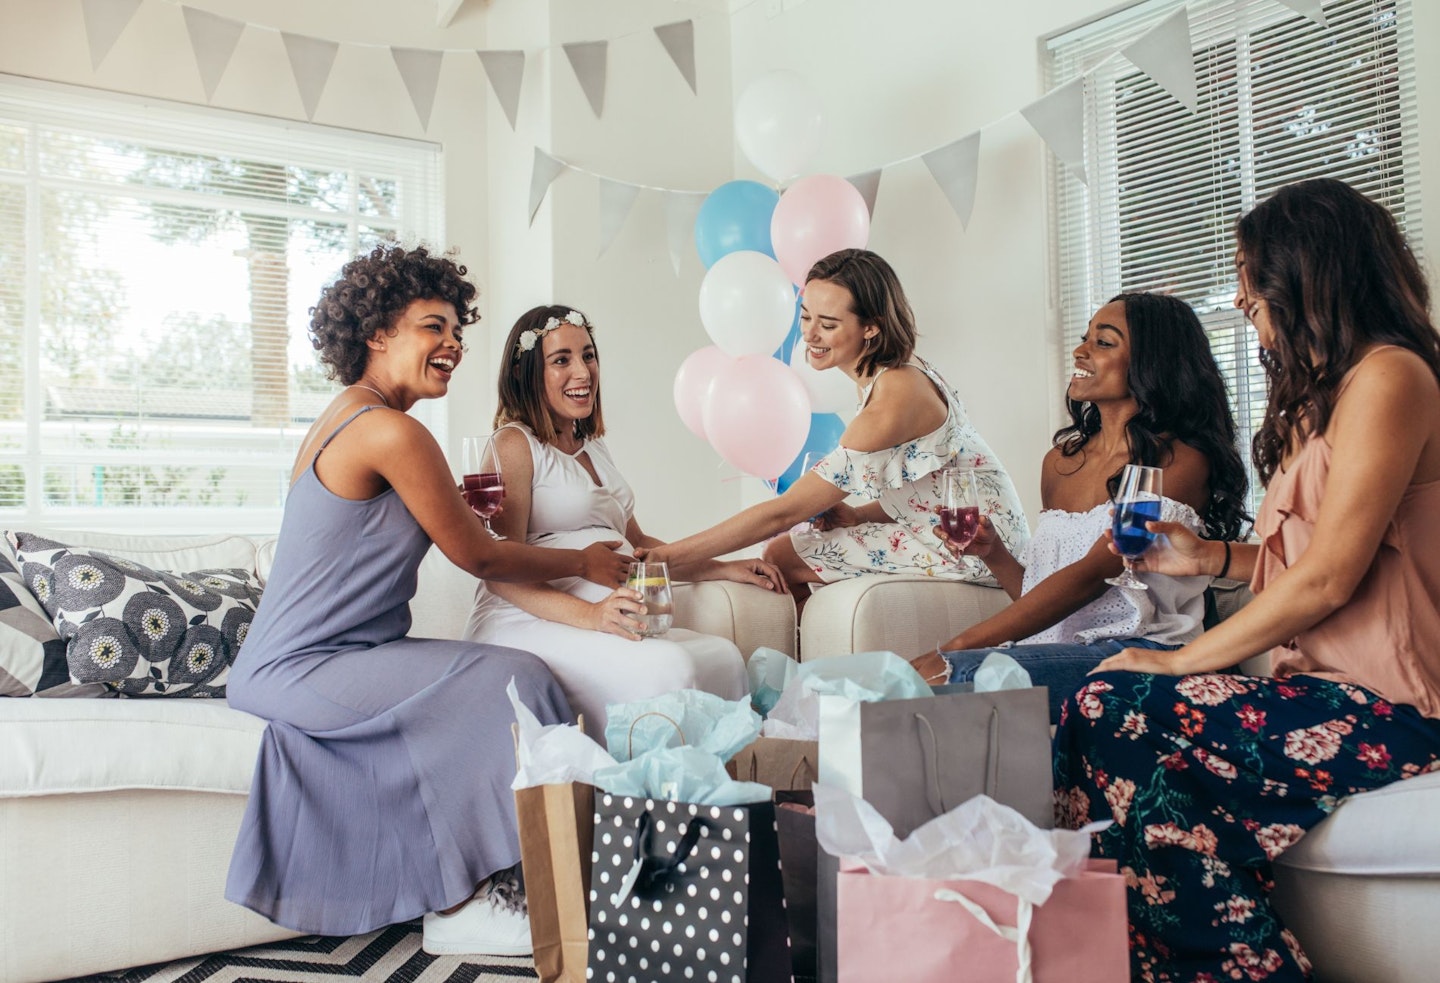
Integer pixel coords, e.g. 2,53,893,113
515,309,593,359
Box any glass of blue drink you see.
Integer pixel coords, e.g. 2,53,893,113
1105,464,1163,591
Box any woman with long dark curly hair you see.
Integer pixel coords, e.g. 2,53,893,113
224,245,628,957
910,291,1249,721
1058,179,1440,981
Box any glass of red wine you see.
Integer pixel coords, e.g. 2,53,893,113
1105,464,1163,591
939,468,981,550
461,434,505,540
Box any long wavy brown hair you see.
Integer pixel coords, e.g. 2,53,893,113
1237,179,1440,485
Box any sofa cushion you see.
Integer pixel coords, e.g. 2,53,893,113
1276,769,1440,877
0,544,111,698
13,533,262,697
0,697,265,796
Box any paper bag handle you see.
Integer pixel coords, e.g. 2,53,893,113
625,711,687,760
915,705,1001,815
742,752,817,788
933,889,1035,983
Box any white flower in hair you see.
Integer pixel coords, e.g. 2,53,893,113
518,330,539,352
565,310,586,326
544,316,561,331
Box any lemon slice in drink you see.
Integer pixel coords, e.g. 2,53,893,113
628,577,669,587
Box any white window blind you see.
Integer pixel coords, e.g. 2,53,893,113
1046,0,1422,516
0,76,445,533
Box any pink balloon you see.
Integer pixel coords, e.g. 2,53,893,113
770,174,871,286
702,355,812,480
673,345,735,439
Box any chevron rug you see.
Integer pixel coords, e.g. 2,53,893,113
64,922,537,983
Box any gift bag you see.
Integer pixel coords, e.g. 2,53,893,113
835,858,1127,983
586,793,790,983
775,791,819,983
516,782,596,983
727,736,819,792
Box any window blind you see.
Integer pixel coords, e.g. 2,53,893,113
1045,0,1422,517
0,76,445,532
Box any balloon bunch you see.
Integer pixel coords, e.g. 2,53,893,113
673,71,871,489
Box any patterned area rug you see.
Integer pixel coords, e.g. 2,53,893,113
63,923,537,983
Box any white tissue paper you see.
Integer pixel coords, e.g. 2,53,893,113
972,651,1034,693
761,650,933,740
508,678,619,790
593,745,773,806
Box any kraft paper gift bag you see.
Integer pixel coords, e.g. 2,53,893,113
727,736,820,792
585,792,791,983
516,782,596,983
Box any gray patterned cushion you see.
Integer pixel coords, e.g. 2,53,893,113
0,538,109,697
12,532,262,698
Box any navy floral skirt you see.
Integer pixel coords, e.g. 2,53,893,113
1053,671,1440,982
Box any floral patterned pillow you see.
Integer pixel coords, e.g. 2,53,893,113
12,533,262,697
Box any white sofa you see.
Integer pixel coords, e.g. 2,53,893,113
801,573,1440,983
0,529,796,983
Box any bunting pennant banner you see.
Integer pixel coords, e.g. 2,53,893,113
653,20,698,95
921,132,982,229
846,169,882,217
529,147,568,226
281,32,340,121
597,178,642,256
391,46,445,130
477,49,525,130
1273,0,1329,28
1021,78,1088,186
181,6,245,101
666,191,707,276
81,0,144,69
1122,7,1198,113
563,40,609,118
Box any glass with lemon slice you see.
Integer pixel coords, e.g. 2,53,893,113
625,561,674,637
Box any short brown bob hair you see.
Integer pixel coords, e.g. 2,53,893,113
494,305,605,444
804,248,917,378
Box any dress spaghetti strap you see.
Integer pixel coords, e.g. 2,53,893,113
312,405,383,467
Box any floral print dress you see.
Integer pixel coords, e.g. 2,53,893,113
792,357,1028,584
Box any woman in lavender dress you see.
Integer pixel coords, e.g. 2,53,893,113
224,246,629,956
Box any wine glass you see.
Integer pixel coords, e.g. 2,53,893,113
794,452,824,546
1105,464,1163,591
938,468,981,550
626,561,674,638
461,434,505,540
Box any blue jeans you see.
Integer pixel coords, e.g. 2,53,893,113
940,637,1179,724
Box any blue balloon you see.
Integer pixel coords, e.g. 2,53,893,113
775,413,846,495
695,180,779,268
772,293,802,362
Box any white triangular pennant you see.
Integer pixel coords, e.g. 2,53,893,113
81,0,142,70
1122,8,1198,114
922,133,981,229
597,179,642,256
528,148,568,226
391,47,444,130
477,50,525,130
1021,78,1087,186
1273,0,1329,28
181,6,245,100
847,169,882,218
653,20,697,95
666,191,706,276
281,32,340,121
563,40,608,118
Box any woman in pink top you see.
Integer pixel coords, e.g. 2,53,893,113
1054,178,1440,982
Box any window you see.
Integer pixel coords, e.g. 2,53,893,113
1046,0,1423,516
0,76,444,532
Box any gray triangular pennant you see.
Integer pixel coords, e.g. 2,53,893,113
281,32,340,121
391,47,444,130
597,179,642,257
653,20,697,95
847,169,882,217
528,148,568,226
1122,8,1198,114
477,50,525,130
81,0,143,70
666,191,706,276
1273,0,1329,28
563,40,608,118
182,6,245,101
921,133,981,229
1021,78,1087,186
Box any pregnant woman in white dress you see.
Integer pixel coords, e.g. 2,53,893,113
464,306,782,735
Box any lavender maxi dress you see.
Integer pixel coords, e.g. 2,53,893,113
225,407,571,935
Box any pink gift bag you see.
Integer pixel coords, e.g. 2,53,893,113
835,858,1128,983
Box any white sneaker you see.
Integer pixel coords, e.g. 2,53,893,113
422,886,533,957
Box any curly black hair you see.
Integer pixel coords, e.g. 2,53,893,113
309,244,480,385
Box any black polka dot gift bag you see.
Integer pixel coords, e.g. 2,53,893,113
586,793,791,983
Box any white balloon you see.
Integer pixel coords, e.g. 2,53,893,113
734,70,824,183
788,337,859,416
698,251,797,357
